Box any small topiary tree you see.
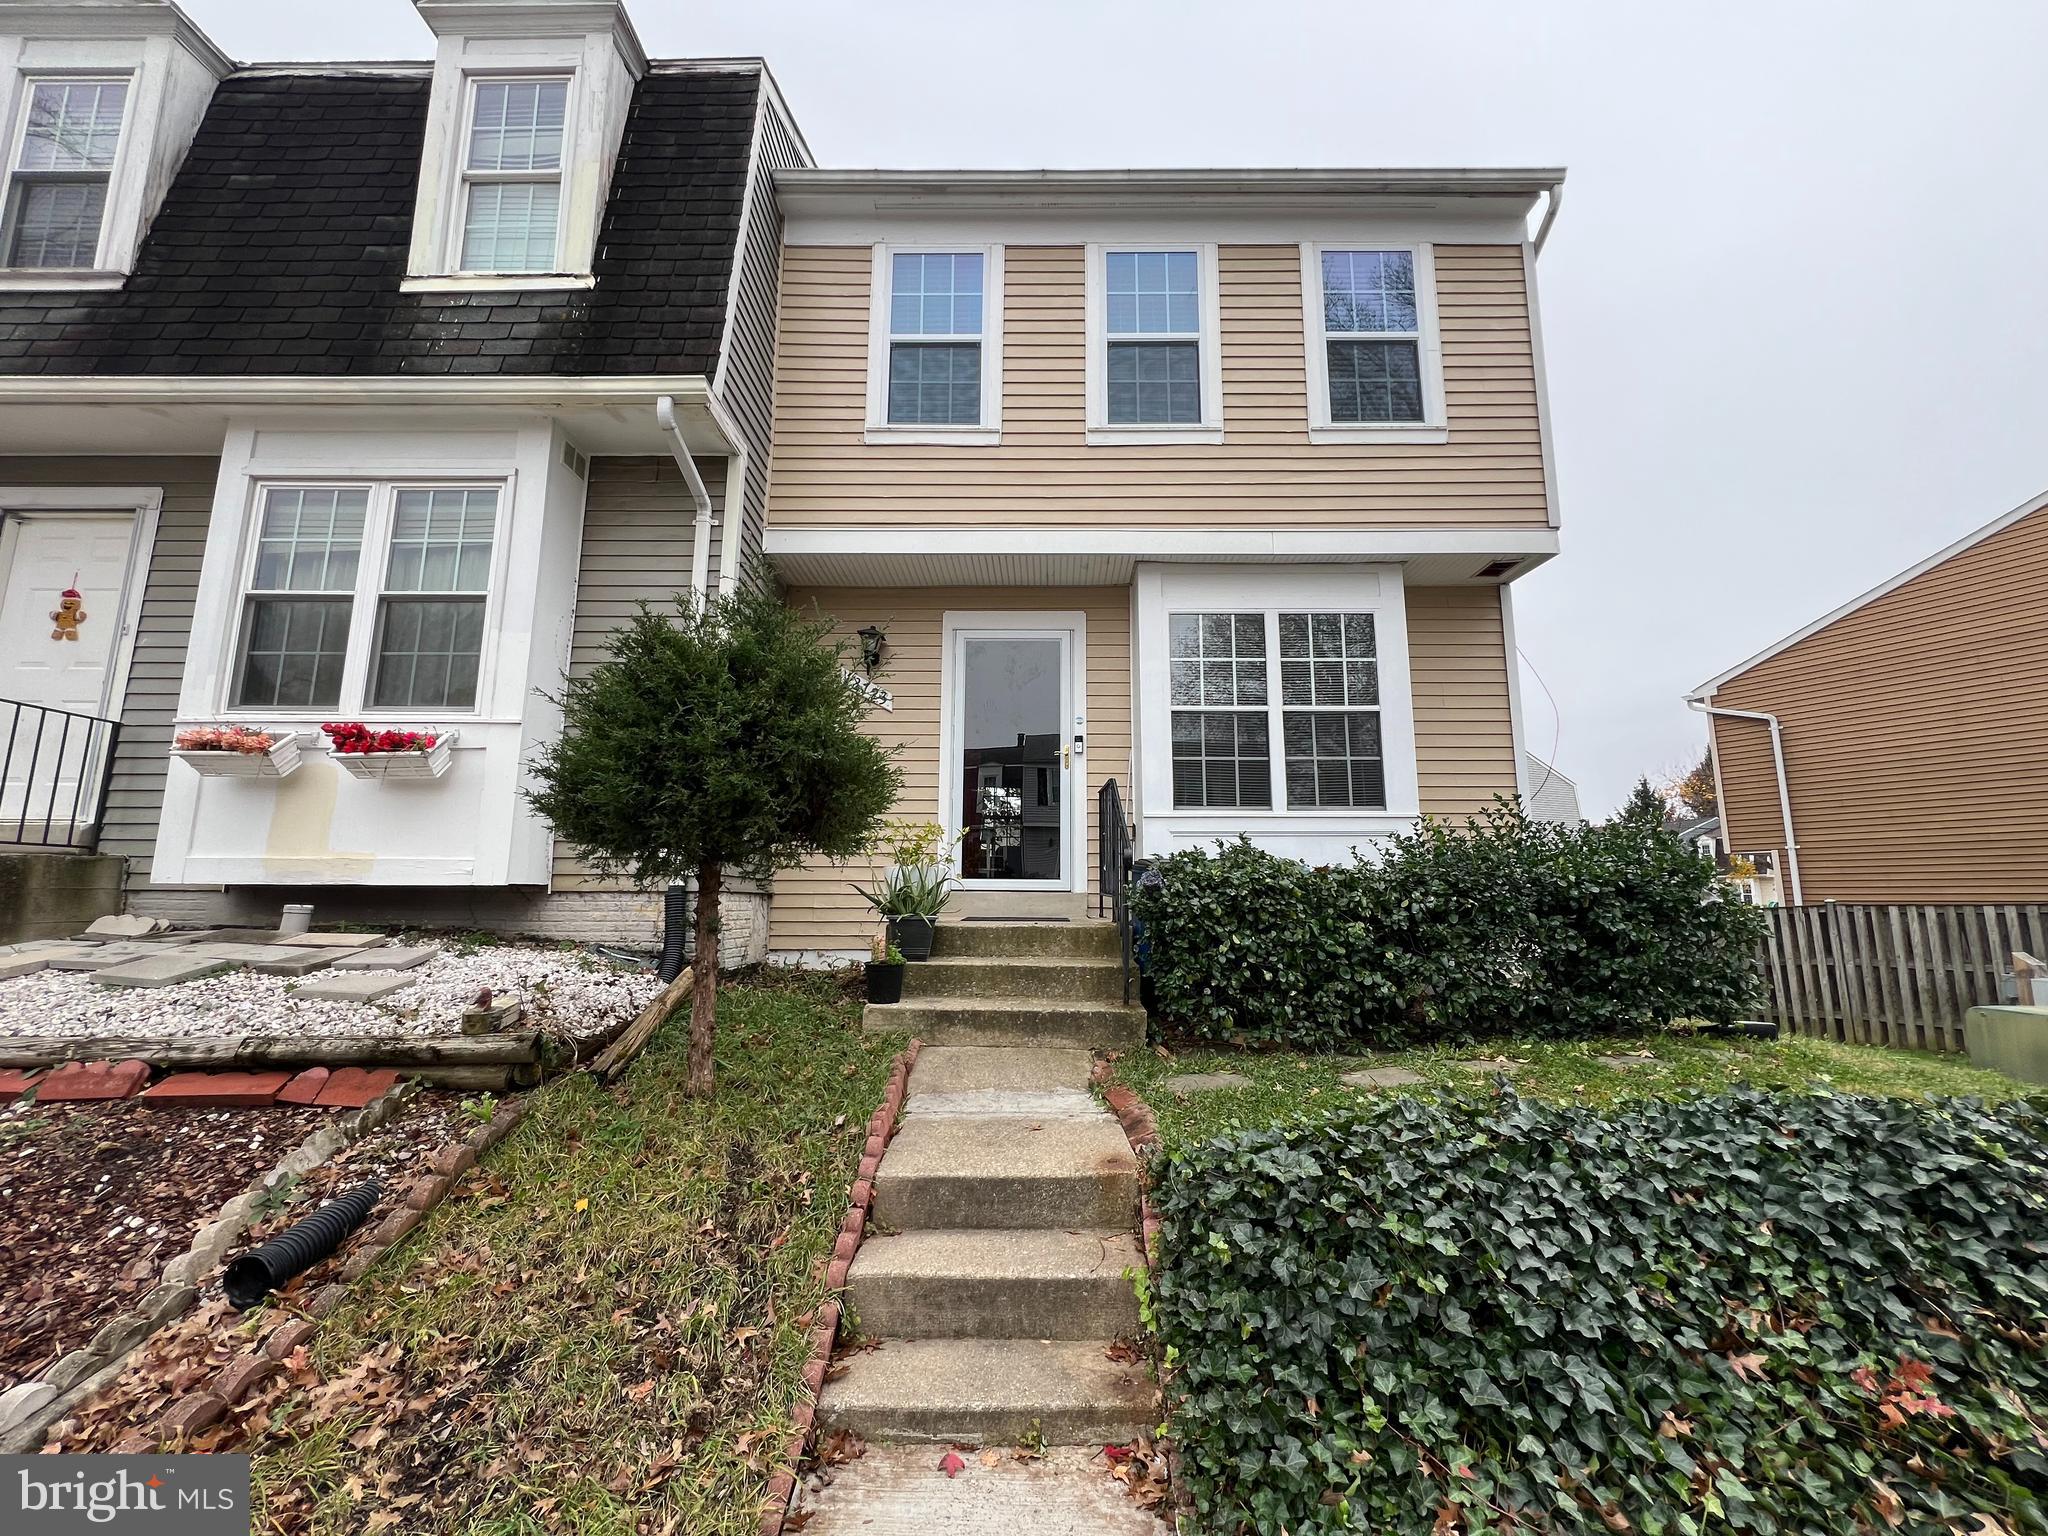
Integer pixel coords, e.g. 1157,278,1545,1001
527,583,899,1096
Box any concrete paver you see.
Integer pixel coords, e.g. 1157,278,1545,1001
330,943,440,972
292,973,410,1002
92,953,242,989
792,1447,1163,1535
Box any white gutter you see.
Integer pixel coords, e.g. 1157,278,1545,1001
1532,184,1563,255
1687,700,1803,905
656,395,717,605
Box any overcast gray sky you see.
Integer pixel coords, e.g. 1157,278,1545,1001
180,0,2048,815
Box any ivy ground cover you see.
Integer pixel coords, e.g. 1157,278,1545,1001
1147,1081,2048,1534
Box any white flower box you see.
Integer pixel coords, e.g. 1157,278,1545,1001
331,730,457,781
172,731,301,779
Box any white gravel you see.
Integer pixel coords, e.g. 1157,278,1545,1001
0,944,664,1045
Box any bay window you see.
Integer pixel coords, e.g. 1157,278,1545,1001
4,78,129,270
230,482,501,715
1168,609,1386,812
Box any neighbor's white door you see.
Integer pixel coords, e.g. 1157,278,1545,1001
0,512,135,834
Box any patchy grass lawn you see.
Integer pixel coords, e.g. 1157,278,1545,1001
1111,1030,2036,1150
248,969,903,1536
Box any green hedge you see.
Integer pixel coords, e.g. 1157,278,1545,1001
1134,804,1764,1047
1148,1088,2048,1535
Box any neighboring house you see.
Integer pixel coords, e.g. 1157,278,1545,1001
1672,814,1781,905
0,0,803,951
1521,752,1582,825
1688,485,2048,906
0,0,1569,957
761,168,1566,958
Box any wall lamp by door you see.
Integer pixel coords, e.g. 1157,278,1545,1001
856,624,888,676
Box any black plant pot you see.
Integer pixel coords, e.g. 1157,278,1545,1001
865,961,905,1004
888,915,936,961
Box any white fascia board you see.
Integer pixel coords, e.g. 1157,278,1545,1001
0,371,715,410
763,526,1560,561
775,167,1566,199
1688,484,2048,699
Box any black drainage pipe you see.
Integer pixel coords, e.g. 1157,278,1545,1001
659,883,690,982
223,1180,383,1310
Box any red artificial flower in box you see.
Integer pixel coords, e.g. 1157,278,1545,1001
321,722,439,755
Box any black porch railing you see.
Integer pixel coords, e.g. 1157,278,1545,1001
0,699,121,850
1097,777,1135,1004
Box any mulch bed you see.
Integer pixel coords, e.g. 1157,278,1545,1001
41,1090,473,1452
0,1098,334,1389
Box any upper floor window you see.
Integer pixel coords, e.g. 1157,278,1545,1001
1086,244,1220,443
887,251,984,426
4,78,129,270
1302,243,1446,443
456,77,568,274
865,244,1003,442
231,482,502,715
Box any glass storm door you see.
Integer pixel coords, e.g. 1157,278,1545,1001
953,630,1070,888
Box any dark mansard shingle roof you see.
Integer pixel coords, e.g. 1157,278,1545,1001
0,65,758,377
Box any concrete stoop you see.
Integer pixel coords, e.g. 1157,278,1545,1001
808,922,1162,1526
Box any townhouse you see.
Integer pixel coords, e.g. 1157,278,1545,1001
0,0,1567,955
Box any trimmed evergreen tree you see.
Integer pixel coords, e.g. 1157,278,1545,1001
527,584,899,1096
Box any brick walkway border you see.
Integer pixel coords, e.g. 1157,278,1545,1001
757,1038,921,1536
97,1091,535,1452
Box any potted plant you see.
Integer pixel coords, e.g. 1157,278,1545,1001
864,928,906,1004
171,724,301,778
321,722,457,780
852,820,959,961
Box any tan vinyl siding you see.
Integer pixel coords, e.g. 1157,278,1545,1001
1407,585,1520,818
767,586,1132,954
769,243,1547,527
712,88,807,586
1709,501,2048,902
0,456,217,889
550,455,724,892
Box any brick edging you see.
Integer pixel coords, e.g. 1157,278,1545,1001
103,1091,536,1452
757,1037,920,1536
0,1080,421,1454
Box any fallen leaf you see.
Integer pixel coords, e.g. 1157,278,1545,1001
938,1450,966,1478
625,1379,656,1402
1727,1352,1767,1381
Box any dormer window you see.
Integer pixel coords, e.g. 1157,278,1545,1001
457,76,568,274
4,77,129,270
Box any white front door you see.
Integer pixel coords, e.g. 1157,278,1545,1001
0,511,137,834
941,613,1084,892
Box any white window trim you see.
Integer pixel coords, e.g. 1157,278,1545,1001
864,242,1004,446
1300,241,1447,445
218,476,514,723
1135,564,1420,841
1084,242,1224,446
0,69,135,281
439,71,574,280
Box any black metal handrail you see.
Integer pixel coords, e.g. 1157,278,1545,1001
1098,777,1135,1004
0,698,121,850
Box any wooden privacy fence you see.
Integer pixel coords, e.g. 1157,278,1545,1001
1756,903,2048,1053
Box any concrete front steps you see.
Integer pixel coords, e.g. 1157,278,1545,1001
816,934,1157,1459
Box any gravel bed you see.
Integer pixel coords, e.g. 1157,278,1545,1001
0,1099,335,1389
0,943,662,1047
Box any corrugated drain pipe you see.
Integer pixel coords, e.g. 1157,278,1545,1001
656,394,717,607
1687,699,1803,905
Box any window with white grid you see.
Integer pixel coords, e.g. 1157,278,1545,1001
3,79,129,270
1168,613,1271,809
886,251,985,426
1319,251,1423,424
1279,612,1385,809
230,483,501,715
1105,250,1202,425
456,77,566,273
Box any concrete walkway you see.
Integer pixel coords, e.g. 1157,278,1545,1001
796,920,1161,1531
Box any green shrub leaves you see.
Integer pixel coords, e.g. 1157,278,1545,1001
1134,804,1765,1048
1151,1087,2048,1534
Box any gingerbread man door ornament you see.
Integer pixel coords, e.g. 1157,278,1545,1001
50,578,86,641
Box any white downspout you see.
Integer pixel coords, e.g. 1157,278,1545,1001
656,394,717,607
1533,183,1564,255
1688,699,1804,905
